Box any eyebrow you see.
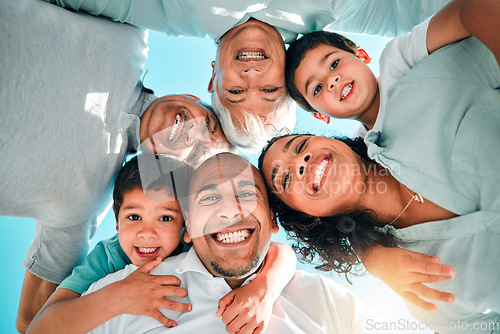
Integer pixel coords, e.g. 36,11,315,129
194,183,218,201
270,135,301,190
238,179,262,194
121,204,143,211
305,51,337,94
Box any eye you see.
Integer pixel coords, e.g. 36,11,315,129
228,89,243,94
313,84,322,96
160,215,173,222
330,59,339,70
282,173,290,191
262,87,278,93
200,194,221,204
296,138,308,154
237,191,257,199
127,214,141,221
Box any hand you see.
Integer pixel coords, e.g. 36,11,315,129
111,257,191,327
363,245,456,312
216,281,273,334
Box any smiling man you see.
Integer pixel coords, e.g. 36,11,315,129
83,153,375,333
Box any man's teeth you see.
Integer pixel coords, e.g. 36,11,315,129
237,52,266,60
313,159,328,190
341,83,353,99
169,114,181,141
216,230,251,244
138,247,158,253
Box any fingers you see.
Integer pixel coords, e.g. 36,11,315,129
151,310,178,328
413,259,456,277
217,290,236,317
410,284,456,304
137,257,163,273
159,298,192,313
412,272,454,284
402,292,439,313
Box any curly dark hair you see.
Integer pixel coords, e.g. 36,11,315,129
285,31,358,112
258,133,395,275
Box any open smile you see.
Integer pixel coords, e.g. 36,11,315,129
209,227,255,246
340,82,354,101
135,246,160,258
236,48,268,61
309,156,331,193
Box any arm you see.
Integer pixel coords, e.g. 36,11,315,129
427,0,500,60
16,271,58,334
27,258,191,334
361,245,456,312
216,241,296,334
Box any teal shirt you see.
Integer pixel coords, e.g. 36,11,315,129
367,37,500,333
59,234,131,295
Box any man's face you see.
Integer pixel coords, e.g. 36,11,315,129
139,94,231,166
209,19,288,123
185,153,278,281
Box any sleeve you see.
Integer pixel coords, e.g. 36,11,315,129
379,17,431,98
42,0,239,38
58,234,128,294
327,0,448,37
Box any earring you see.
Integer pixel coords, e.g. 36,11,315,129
211,61,215,67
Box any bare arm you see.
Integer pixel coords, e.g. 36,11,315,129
216,241,297,334
16,270,58,333
427,0,500,61
27,258,191,334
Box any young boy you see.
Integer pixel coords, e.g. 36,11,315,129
27,153,296,333
285,0,499,137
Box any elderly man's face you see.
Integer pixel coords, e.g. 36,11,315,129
185,153,278,281
139,94,231,166
208,19,287,122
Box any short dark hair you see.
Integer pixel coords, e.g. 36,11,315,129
285,31,358,112
112,153,194,220
258,133,395,275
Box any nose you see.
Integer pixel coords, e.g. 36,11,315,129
240,67,261,81
217,198,243,222
327,73,341,91
138,222,157,240
294,153,311,180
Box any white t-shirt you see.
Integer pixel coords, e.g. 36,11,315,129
85,248,376,333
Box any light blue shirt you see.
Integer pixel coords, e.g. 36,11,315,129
366,37,500,333
45,0,450,41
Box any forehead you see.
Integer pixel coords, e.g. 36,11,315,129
191,155,263,191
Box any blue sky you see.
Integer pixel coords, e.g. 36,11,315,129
0,28,432,333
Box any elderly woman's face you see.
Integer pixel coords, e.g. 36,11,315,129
261,135,366,217
209,19,287,121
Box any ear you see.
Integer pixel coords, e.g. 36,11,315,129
183,213,192,243
270,210,279,234
356,47,372,64
113,207,119,232
207,62,215,93
312,112,330,124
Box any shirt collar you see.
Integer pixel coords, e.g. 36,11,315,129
175,248,261,286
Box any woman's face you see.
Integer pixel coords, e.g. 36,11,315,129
210,19,287,120
261,135,366,217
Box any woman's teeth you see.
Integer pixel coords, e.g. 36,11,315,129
341,83,353,100
313,159,328,190
138,247,158,254
216,229,251,244
169,114,181,141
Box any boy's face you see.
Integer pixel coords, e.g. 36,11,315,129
294,44,379,121
116,188,184,266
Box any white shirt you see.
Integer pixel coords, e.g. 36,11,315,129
85,248,375,333
354,18,431,138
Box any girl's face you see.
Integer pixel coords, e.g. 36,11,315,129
261,135,366,217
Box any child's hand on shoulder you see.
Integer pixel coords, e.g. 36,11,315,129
111,257,192,328
216,279,273,334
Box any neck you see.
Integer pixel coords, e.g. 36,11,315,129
358,162,410,225
224,277,247,289
358,84,380,131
